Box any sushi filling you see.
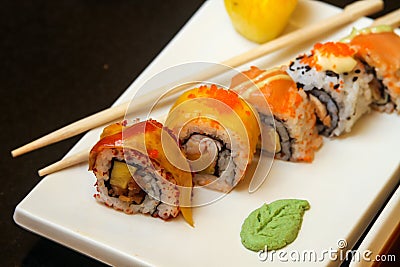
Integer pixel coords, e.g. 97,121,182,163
93,148,180,219
362,61,392,107
105,160,147,205
260,114,292,161
182,133,237,187
308,89,339,136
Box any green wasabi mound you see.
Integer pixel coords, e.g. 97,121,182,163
240,199,310,252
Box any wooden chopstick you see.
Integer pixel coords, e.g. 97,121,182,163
11,0,383,158
38,149,89,177
371,8,400,28
37,114,170,177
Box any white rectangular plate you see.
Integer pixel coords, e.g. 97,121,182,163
14,1,400,266
350,186,399,267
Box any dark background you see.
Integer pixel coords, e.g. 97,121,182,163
1,0,398,266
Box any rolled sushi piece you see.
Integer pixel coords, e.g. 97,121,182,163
166,84,260,192
286,41,374,137
342,26,400,113
231,66,322,162
89,119,193,225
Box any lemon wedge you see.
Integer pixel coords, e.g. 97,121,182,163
224,0,298,43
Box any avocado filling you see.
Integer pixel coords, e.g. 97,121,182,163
106,160,146,204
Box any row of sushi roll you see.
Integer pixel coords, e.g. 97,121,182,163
88,25,400,224
236,25,400,141
88,85,263,225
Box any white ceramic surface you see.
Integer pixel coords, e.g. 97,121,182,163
14,1,400,266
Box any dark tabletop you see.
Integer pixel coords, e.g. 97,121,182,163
1,1,399,266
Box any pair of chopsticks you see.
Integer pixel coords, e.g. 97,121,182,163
12,0,399,176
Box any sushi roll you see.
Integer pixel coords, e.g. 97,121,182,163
166,84,260,192
286,41,374,137
89,119,193,225
231,66,322,162
343,26,400,113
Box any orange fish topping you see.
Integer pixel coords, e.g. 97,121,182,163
314,42,356,57
301,42,356,71
148,149,159,159
350,31,400,75
238,66,302,117
198,84,242,110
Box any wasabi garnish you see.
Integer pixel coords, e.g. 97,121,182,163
240,199,310,251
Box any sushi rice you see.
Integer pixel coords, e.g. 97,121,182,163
286,42,374,137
